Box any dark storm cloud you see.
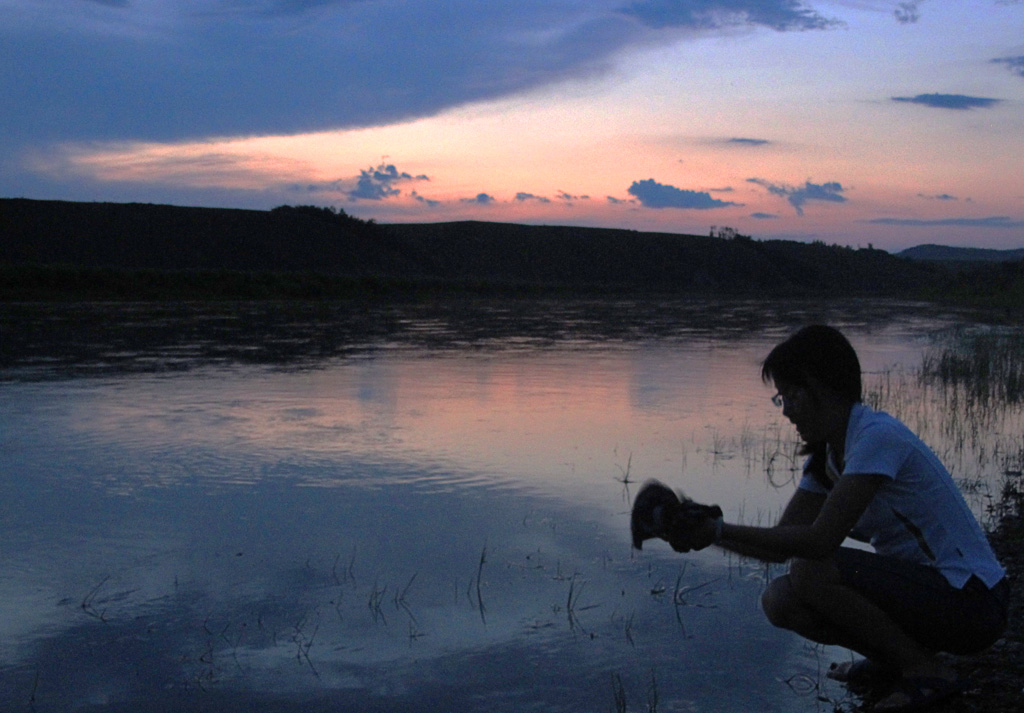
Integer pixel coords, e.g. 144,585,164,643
867,216,1024,228
891,93,1001,110
627,179,740,209
0,0,839,152
747,178,846,216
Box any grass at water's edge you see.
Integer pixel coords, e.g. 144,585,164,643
845,476,1024,713
5,261,1024,312
918,260,1024,317
942,475,1023,712
870,333,1024,711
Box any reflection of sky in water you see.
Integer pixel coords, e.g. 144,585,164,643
0,303,987,711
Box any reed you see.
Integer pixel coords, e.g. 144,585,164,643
368,579,388,625
473,543,488,624
80,576,111,623
615,452,634,501
611,672,627,713
646,669,660,713
862,325,1024,527
566,574,584,631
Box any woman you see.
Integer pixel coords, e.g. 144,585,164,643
687,325,1008,712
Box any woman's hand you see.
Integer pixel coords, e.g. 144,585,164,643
669,514,721,552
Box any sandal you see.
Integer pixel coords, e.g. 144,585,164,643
870,675,968,712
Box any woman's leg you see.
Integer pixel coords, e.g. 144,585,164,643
783,556,944,674
761,558,937,672
762,549,1007,710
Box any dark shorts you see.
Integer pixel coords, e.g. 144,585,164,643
835,547,1009,655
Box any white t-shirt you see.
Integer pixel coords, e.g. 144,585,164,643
798,403,1006,589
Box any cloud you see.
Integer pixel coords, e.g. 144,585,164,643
461,193,495,205
917,193,959,201
278,162,429,202
893,1,922,24
0,1,841,151
747,178,846,216
728,138,770,146
348,163,428,201
411,190,441,207
750,212,779,219
258,1,369,16
867,216,1024,228
556,190,590,203
992,56,1024,78
891,93,1001,110
627,179,740,210
620,0,838,32
515,192,551,204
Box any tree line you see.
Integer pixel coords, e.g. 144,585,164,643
1,197,1012,304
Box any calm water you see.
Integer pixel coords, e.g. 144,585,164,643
0,298,1006,712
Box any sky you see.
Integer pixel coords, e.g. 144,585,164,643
2,0,1023,251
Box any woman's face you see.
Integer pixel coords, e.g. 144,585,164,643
773,380,825,443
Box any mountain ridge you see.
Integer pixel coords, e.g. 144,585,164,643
896,243,1024,263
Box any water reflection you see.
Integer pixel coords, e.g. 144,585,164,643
1,297,954,378
0,298,994,712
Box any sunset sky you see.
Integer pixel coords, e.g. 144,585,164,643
2,0,1022,251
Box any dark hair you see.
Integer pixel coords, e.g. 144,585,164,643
761,324,862,403
762,325,862,490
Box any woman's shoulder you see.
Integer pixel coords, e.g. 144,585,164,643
849,403,914,439
845,404,922,470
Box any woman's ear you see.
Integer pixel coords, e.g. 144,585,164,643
803,375,825,396
804,375,851,410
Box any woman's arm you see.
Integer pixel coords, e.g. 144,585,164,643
711,487,824,563
703,474,886,562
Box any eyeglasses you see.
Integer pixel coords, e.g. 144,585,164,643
771,389,801,408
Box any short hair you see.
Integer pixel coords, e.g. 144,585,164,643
761,325,862,403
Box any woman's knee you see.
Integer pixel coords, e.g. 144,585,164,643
762,570,847,645
788,557,839,605
763,558,840,627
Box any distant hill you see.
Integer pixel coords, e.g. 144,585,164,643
898,244,1024,263
0,199,410,274
1,197,945,299
381,220,938,296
